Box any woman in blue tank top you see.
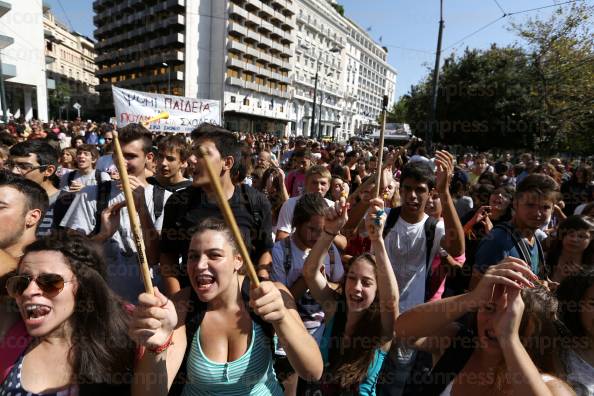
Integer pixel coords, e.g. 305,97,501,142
130,217,323,395
300,197,399,395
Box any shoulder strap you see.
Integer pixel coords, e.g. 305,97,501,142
92,181,112,236
493,222,532,265
382,206,402,238
153,185,166,220
67,170,77,184
423,217,439,302
94,169,102,184
283,237,292,276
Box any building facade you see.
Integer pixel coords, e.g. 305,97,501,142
92,0,396,139
43,5,99,119
93,0,295,135
0,0,48,121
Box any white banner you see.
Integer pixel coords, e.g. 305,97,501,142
112,86,221,133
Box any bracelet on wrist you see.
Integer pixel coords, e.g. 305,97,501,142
323,228,339,237
147,332,174,354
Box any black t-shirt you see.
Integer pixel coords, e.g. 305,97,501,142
160,184,273,287
147,176,193,193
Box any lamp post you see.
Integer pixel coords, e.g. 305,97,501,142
303,45,340,139
162,62,171,95
317,72,333,140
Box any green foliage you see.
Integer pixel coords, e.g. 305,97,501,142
331,3,345,16
404,2,593,154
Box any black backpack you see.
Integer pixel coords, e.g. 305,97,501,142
168,277,274,396
382,206,439,302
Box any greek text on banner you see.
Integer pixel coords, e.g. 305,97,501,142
112,86,221,133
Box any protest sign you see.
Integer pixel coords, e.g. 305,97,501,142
112,86,221,133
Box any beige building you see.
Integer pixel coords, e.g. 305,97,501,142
43,5,98,119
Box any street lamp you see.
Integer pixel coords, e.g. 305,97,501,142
301,44,340,139
317,72,333,139
162,62,171,95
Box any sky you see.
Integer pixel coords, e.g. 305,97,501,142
44,0,591,100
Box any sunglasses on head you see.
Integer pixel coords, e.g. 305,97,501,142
5,273,72,298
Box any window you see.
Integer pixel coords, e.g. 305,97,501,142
243,98,250,106
231,96,236,103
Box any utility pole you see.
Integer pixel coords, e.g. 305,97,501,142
311,62,320,139
0,53,7,124
427,0,444,151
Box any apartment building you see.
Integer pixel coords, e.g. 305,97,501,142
44,5,99,119
343,17,397,137
93,0,295,134
0,0,48,121
293,0,347,140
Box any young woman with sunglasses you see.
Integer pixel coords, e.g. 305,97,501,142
130,217,323,395
1,233,137,395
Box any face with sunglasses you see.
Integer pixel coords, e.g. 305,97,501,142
7,250,77,337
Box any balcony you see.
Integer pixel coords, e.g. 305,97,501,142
229,21,248,37
228,3,248,19
259,2,274,18
226,76,245,88
245,81,259,91
244,0,260,13
246,29,259,43
227,58,246,70
259,19,274,33
227,40,247,53
257,36,272,49
258,85,271,94
245,62,259,74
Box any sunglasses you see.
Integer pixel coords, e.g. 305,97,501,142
5,273,73,298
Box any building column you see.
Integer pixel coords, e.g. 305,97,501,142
36,85,49,121
24,89,33,121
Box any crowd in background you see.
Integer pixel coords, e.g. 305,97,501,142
0,116,592,396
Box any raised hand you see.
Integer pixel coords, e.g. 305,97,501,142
249,281,287,324
130,287,178,349
470,257,537,309
98,201,126,239
365,198,387,241
323,197,349,235
492,287,525,342
435,150,454,194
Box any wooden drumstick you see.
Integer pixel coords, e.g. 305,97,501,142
374,95,389,198
196,146,260,288
112,130,154,295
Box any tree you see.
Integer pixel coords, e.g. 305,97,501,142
510,1,594,154
49,83,71,120
406,45,540,149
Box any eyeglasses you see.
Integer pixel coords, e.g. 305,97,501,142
5,273,73,298
6,161,49,175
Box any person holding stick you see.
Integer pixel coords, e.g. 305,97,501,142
130,217,323,396
160,124,274,294
61,124,172,302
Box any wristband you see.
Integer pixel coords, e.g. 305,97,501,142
323,228,339,237
147,332,173,354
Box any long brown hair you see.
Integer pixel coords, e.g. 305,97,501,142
327,253,384,388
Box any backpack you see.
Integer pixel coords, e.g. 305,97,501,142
52,169,105,229
169,277,275,396
382,206,439,302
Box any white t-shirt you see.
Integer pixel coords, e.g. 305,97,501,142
61,182,172,302
276,196,335,234
384,214,445,314
59,169,111,191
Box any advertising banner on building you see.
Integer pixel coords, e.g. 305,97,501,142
112,86,221,133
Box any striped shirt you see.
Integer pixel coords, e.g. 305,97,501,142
182,321,283,396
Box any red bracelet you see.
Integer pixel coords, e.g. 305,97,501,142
148,332,173,354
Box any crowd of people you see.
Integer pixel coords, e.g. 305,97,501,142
0,116,593,396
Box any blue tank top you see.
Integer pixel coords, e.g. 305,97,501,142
182,321,283,396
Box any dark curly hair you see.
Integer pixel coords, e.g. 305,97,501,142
22,232,136,389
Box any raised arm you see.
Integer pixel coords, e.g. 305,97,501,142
366,198,399,347
435,150,465,256
302,197,348,319
396,258,537,347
